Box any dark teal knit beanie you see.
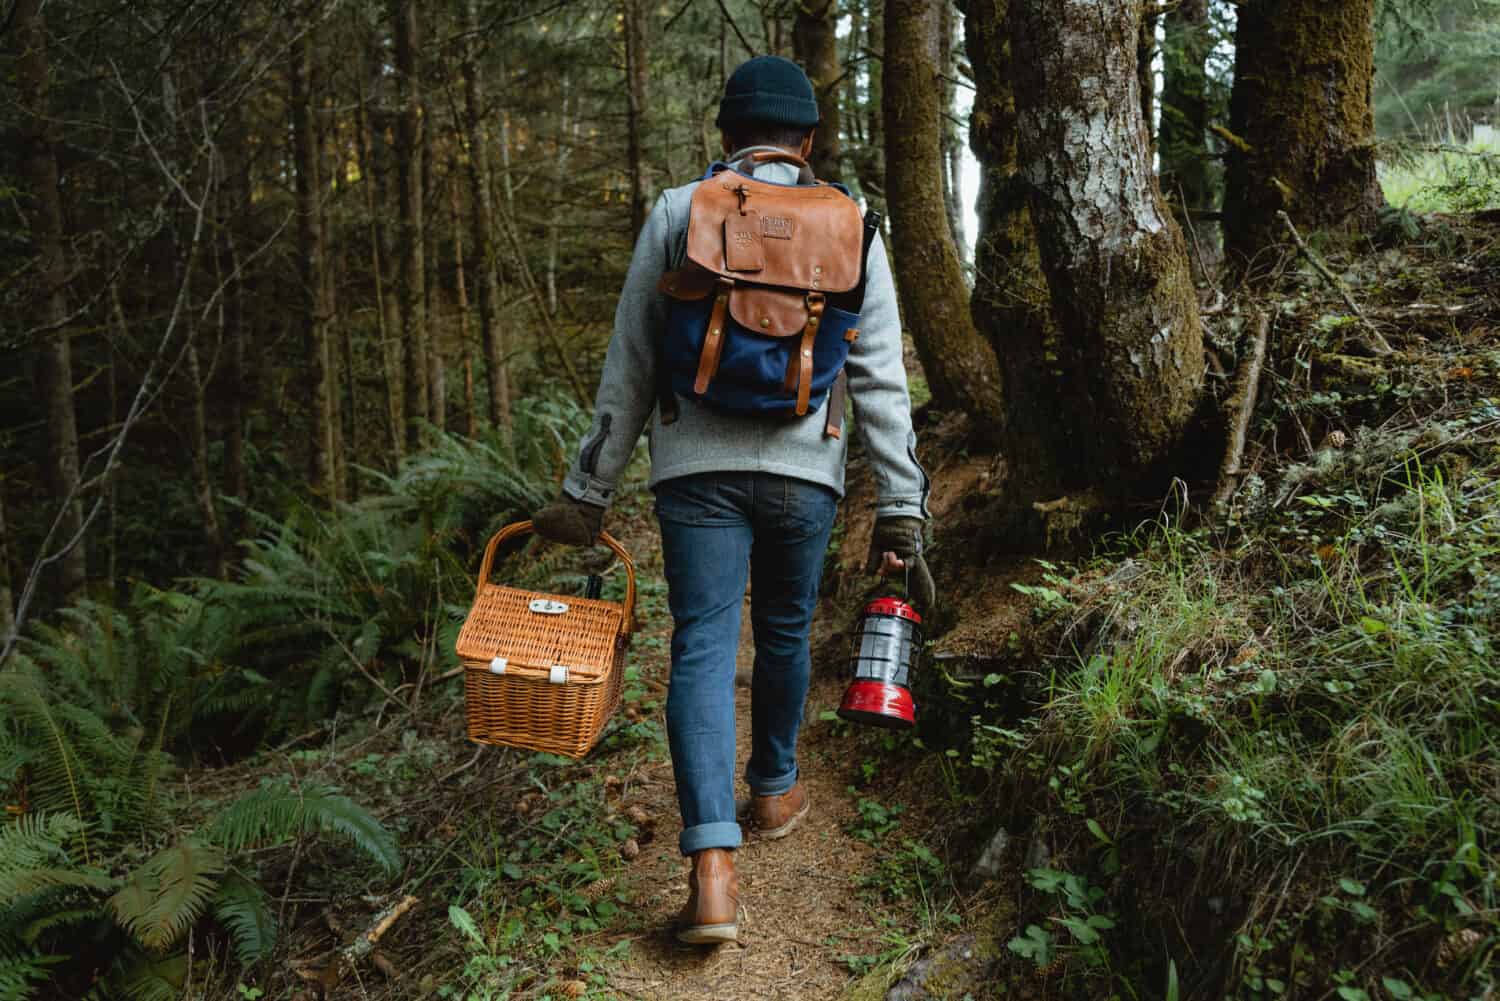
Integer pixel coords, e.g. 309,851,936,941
715,55,820,130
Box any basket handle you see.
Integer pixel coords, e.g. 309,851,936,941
474,521,637,633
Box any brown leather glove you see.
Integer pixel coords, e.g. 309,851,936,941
865,516,936,613
532,494,605,547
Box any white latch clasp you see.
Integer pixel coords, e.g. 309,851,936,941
529,598,569,615
488,657,508,675
548,665,569,684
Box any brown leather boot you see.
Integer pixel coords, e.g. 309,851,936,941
750,782,809,839
676,848,739,945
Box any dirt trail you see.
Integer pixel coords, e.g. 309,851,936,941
604,596,885,1001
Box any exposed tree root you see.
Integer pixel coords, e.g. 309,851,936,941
1213,311,1271,509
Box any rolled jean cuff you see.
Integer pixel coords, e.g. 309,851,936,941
680,821,742,856
745,764,798,797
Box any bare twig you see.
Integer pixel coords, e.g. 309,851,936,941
1276,210,1394,355
1213,312,1271,508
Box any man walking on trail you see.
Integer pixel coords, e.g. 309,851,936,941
532,55,932,944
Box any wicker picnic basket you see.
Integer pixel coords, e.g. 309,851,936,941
455,520,635,759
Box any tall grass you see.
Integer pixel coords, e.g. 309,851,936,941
982,421,1499,997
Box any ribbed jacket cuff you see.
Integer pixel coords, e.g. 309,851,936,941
562,470,616,508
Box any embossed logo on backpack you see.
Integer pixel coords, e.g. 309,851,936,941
761,216,794,240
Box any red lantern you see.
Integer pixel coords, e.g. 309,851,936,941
838,597,922,729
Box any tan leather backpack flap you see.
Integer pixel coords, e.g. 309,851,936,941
686,174,863,294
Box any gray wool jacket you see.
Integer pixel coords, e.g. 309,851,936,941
561,150,929,520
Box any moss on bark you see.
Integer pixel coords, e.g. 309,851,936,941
1000,0,1205,493
1224,0,1383,272
885,0,1005,429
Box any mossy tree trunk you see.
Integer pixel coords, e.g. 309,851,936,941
965,0,1063,497
792,0,844,184
1006,0,1204,492
884,0,1005,428
1223,0,1383,272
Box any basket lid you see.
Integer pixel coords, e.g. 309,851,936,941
456,584,625,680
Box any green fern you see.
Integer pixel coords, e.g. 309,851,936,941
210,873,276,965
0,948,55,1001
107,840,226,952
108,952,187,1001
0,814,112,904
208,778,399,874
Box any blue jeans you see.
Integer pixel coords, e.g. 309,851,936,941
653,472,839,855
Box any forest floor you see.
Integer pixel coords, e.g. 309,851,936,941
186,211,1500,1001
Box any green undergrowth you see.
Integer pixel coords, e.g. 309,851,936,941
933,404,1500,998
0,393,664,999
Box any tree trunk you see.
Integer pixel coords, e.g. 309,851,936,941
451,175,477,439
289,30,336,502
884,0,1004,426
1137,4,1158,151
1223,0,1382,272
965,0,1061,488
792,0,844,184
420,63,446,438
0,475,14,639
221,106,252,535
462,0,511,435
1008,0,1204,489
858,0,887,216
938,0,966,258
16,0,86,597
391,0,429,452
1159,0,1212,220
359,39,406,461
623,0,650,237
184,339,226,576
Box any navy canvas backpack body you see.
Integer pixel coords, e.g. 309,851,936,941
655,151,880,438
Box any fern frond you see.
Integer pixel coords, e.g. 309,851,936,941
0,948,55,1001
0,677,90,846
107,840,226,952
108,952,187,1001
210,873,276,965
208,779,399,874
0,814,111,906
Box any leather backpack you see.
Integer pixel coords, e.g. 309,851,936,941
656,151,880,438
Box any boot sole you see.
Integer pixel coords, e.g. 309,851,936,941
676,922,738,945
754,798,810,840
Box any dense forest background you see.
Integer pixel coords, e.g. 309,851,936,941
2,0,1498,999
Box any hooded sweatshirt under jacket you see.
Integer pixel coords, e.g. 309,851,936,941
562,150,929,520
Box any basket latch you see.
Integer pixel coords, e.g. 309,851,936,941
548,665,570,684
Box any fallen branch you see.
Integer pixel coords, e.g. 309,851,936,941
292,895,420,992
1276,210,1394,355
1213,312,1271,509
